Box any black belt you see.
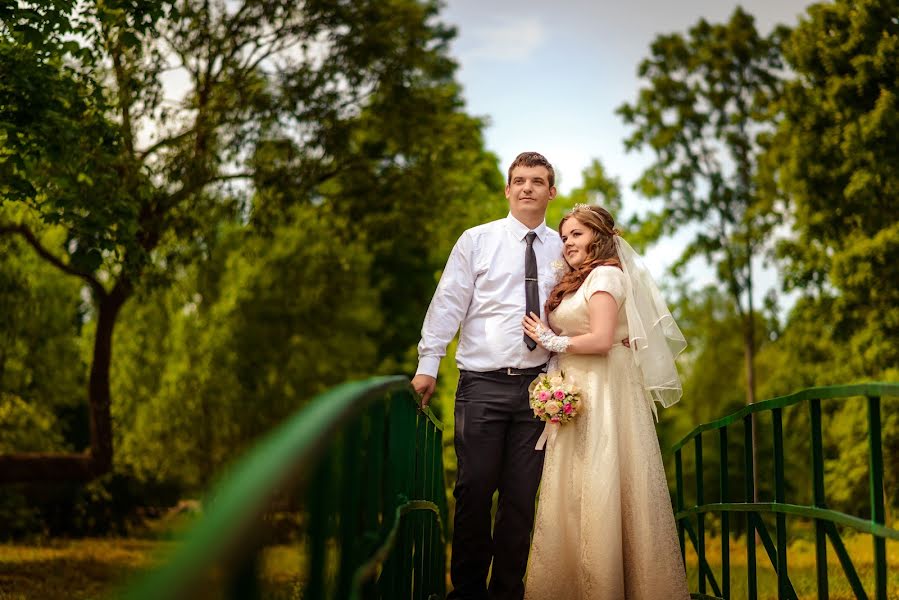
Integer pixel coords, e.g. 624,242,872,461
479,364,547,377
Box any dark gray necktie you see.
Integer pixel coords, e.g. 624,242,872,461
524,231,539,350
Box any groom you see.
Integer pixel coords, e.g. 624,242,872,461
412,152,562,600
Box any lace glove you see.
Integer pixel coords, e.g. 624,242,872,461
536,323,570,353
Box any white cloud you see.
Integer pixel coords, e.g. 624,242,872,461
460,16,547,62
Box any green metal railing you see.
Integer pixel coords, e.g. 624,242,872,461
672,383,899,600
121,375,448,599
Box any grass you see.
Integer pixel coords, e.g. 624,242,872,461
0,537,309,600
2,518,898,599
0,537,173,600
684,526,899,599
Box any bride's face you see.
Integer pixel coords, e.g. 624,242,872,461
561,217,594,269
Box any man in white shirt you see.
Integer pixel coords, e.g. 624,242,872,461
412,152,563,600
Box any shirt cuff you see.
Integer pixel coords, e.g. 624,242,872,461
416,356,441,378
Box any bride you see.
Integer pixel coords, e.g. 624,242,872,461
522,204,690,599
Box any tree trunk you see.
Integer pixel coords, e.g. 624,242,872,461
86,283,129,474
0,282,129,483
744,310,759,503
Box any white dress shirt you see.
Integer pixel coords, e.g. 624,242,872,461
416,213,564,377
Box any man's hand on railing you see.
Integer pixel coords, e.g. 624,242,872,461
411,374,437,408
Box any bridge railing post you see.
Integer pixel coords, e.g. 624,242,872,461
772,407,788,599
868,395,887,600
695,433,706,595
743,413,757,600
809,397,828,600
672,383,898,600
719,426,730,599
675,448,686,569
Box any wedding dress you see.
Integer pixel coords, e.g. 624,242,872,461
524,265,690,600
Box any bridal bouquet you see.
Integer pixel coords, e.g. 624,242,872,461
529,373,581,424
529,373,582,449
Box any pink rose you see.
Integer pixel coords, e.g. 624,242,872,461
554,390,565,400
545,401,561,415
539,391,550,401
563,403,573,414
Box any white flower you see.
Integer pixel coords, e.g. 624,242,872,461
551,259,569,281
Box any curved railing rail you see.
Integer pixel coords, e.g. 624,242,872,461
120,375,448,600
672,383,899,600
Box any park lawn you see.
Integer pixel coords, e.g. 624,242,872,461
684,530,899,599
2,530,898,599
0,537,174,599
0,538,305,600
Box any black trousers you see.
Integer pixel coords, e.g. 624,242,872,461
447,370,545,600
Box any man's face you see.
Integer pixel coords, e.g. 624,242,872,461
505,165,556,218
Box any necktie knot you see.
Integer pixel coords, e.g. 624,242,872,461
525,231,537,246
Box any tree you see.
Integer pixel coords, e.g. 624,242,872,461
109,204,381,488
617,8,787,495
0,32,130,481
764,0,899,519
772,0,899,377
0,0,487,482
316,73,506,374
545,159,623,229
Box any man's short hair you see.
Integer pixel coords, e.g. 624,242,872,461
507,152,555,188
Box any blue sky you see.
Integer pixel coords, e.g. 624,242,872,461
439,0,815,307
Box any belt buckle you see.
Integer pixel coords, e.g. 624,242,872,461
506,367,517,376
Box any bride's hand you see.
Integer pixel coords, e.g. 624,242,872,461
523,312,550,349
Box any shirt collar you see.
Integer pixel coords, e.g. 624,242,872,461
505,212,549,243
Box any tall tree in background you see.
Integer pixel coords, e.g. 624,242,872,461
317,78,504,373
767,0,899,516
773,0,899,378
0,0,488,482
617,8,786,495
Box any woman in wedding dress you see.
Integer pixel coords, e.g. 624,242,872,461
522,204,690,599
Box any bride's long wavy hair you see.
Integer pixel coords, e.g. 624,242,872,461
545,205,622,314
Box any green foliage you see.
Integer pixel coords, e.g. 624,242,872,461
0,393,65,453
1,0,896,544
0,39,133,271
617,8,786,273
775,0,899,287
618,8,789,421
660,286,764,514
0,0,503,492
0,214,86,447
772,0,899,371
316,76,506,372
760,0,899,517
830,223,899,374
545,159,623,230
619,13,784,327
111,205,382,488
668,287,747,435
